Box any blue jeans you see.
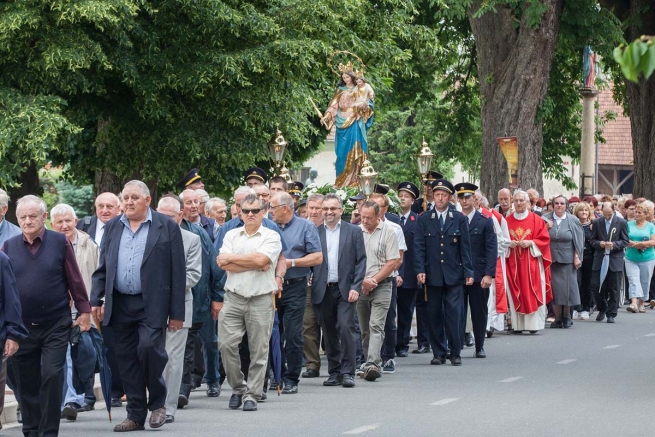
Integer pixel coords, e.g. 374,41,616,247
625,258,655,300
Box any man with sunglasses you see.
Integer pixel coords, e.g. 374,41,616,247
217,194,283,412
269,192,322,395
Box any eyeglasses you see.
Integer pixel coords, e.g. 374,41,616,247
258,193,270,198
321,207,342,212
241,208,262,215
554,202,566,206
269,204,285,209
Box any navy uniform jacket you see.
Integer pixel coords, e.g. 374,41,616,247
467,210,497,282
414,209,474,287
385,212,400,225
199,214,216,243
399,211,420,289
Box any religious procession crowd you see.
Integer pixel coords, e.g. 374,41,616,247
0,166,653,436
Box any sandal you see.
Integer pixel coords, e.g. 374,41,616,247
639,306,646,313
627,305,638,313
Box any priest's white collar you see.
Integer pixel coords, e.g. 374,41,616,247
513,210,529,220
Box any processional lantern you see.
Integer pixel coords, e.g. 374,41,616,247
357,157,379,197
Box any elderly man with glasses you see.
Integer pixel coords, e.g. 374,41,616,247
217,194,283,412
268,192,322,394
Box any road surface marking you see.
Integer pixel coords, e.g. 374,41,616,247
645,333,655,337
556,359,577,365
430,398,460,406
343,424,380,435
499,377,523,383
604,345,621,349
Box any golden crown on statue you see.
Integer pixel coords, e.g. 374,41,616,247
328,51,366,78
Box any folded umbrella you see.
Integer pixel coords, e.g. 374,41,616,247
92,316,113,422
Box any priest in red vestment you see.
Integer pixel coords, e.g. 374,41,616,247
505,190,552,333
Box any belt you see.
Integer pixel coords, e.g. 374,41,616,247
377,277,392,285
327,282,339,287
283,277,306,287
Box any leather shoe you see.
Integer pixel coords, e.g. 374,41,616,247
323,375,343,386
302,368,320,378
475,349,486,358
243,400,257,411
63,402,79,421
550,320,563,329
412,345,430,354
450,356,462,366
464,333,474,347
206,383,220,397
228,394,243,410
78,403,94,412
111,398,123,408
165,415,174,424
113,418,145,432
342,374,355,388
281,383,298,394
396,350,408,357
177,394,188,409
430,356,446,365
562,318,573,328
607,316,615,323
149,407,166,429
596,312,606,322
260,392,267,401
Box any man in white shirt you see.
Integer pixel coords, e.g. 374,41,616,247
217,194,283,412
76,192,121,247
370,194,405,375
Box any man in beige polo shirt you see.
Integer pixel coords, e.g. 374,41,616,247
357,200,399,382
217,194,283,412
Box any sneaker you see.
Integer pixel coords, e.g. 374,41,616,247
579,311,590,320
382,359,395,374
572,311,580,320
355,363,366,376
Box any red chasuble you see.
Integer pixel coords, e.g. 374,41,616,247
506,211,552,314
482,207,508,314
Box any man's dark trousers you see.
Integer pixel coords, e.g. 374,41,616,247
426,285,463,358
591,270,622,318
277,280,307,385
381,280,398,362
111,292,168,426
461,283,489,351
11,315,71,437
314,284,356,376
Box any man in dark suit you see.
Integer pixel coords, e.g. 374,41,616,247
91,180,186,432
590,201,629,324
414,179,474,366
312,194,367,388
76,192,121,247
395,182,429,356
455,183,496,358
76,191,124,407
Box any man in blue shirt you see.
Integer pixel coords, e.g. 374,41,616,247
269,192,322,394
0,190,21,248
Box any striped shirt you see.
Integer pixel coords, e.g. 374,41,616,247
360,220,399,278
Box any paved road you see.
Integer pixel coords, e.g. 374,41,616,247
4,310,655,436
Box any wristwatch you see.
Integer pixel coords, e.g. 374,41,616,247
291,259,296,268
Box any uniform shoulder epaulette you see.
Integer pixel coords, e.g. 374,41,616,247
480,209,492,219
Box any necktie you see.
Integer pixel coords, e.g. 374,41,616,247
428,203,433,211
400,216,406,227
439,213,444,230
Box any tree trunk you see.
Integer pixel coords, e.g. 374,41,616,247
6,162,41,225
93,117,158,198
624,0,655,199
468,1,564,202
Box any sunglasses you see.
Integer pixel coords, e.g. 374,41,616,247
241,208,262,215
